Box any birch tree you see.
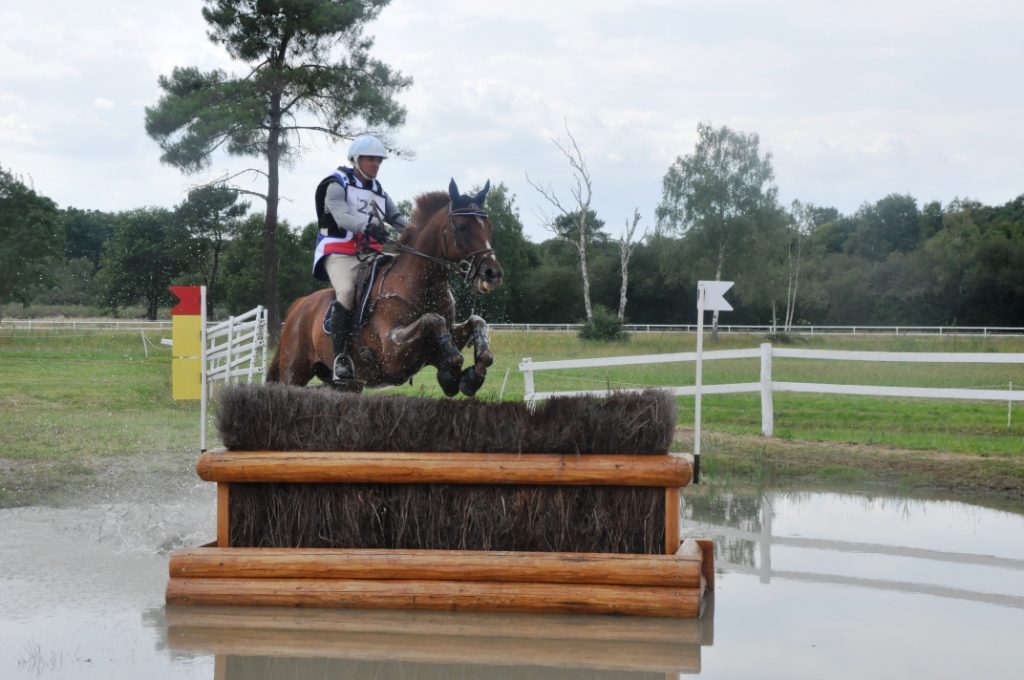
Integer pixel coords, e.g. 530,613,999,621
784,200,816,331
526,124,597,322
617,208,646,321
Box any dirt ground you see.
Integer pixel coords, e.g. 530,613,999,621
2,429,1023,509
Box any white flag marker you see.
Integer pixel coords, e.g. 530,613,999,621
698,280,734,312
693,280,734,483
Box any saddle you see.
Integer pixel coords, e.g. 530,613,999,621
321,253,396,335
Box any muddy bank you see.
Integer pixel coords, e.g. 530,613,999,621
0,446,206,509
676,428,1024,502
3,429,1023,509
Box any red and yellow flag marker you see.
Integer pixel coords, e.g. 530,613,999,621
170,286,205,401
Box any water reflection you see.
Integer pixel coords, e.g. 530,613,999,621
683,489,1024,607
154,605,714,678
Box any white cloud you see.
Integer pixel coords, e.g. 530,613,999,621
0,114,39,146
0,0,1021,241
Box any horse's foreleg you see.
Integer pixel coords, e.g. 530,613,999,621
389,313,464,396
450,315,493,397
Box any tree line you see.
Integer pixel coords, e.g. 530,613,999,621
2,160,1022,328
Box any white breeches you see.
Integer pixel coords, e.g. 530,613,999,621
323,254,363,310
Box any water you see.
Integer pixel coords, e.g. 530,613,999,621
684,490,1024,678
1,482,1022,679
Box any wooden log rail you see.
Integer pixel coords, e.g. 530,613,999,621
167,540,708,617
170,546,703,587
168,449,713,617
196,450,694,487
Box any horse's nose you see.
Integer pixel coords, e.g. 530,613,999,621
483,264,503,286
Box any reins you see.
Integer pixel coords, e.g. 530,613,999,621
392,203,495,284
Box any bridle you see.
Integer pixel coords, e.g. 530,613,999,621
395,203,495,284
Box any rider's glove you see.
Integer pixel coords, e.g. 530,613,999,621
364,219,390,244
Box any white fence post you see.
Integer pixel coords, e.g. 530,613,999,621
761,342,774,437
225,315,235,384
259,306,267,382
520,357,535,402
200,287,208,452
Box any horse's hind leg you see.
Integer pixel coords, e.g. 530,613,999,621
451,315,493,397
280,356,316,387
274,337,318,386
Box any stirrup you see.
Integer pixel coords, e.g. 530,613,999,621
332,354,354,382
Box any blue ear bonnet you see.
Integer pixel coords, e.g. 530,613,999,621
448,178,491,216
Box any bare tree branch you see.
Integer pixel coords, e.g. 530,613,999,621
188,169,271,203
526,121,596,321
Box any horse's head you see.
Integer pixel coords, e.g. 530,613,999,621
443,178,503,293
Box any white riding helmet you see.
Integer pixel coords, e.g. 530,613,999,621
347,134,389,165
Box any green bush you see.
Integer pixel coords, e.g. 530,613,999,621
578,305,630,342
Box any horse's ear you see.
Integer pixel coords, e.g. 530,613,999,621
449,178,460,203
473,180,491,207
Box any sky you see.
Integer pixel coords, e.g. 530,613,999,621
2,0,1022,243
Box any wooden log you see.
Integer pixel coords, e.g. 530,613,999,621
696,538,715,592
664,487,680,554
196,450,693,487
166,577,702,618
164,604,711,645
167,626,702,674
216,483,229,548
168,547,702,587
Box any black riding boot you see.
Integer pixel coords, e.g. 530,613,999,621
330,301,355,381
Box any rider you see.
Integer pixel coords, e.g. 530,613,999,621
312,134,410,382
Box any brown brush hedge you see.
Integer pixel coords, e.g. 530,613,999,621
217,384,675,455
216,385,677,553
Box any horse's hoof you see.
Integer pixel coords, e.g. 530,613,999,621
437,366,461,397
459,367,486,397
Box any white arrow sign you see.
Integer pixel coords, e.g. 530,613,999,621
693,279,734,483
698,280,734,312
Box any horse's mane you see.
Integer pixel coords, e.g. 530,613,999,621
401,191,450,245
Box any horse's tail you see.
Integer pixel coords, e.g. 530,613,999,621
266,347,282,383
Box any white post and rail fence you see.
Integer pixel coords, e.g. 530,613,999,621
519,344,1024,437
5,320,1024,337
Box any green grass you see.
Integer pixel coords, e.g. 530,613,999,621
385,331,1024,456
2,328,1023,505
0,332,201,462
4,330,1023,461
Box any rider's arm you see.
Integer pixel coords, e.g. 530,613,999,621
324,182,370,234
384,194,409,231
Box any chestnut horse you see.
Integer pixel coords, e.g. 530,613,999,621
267,179,503,396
